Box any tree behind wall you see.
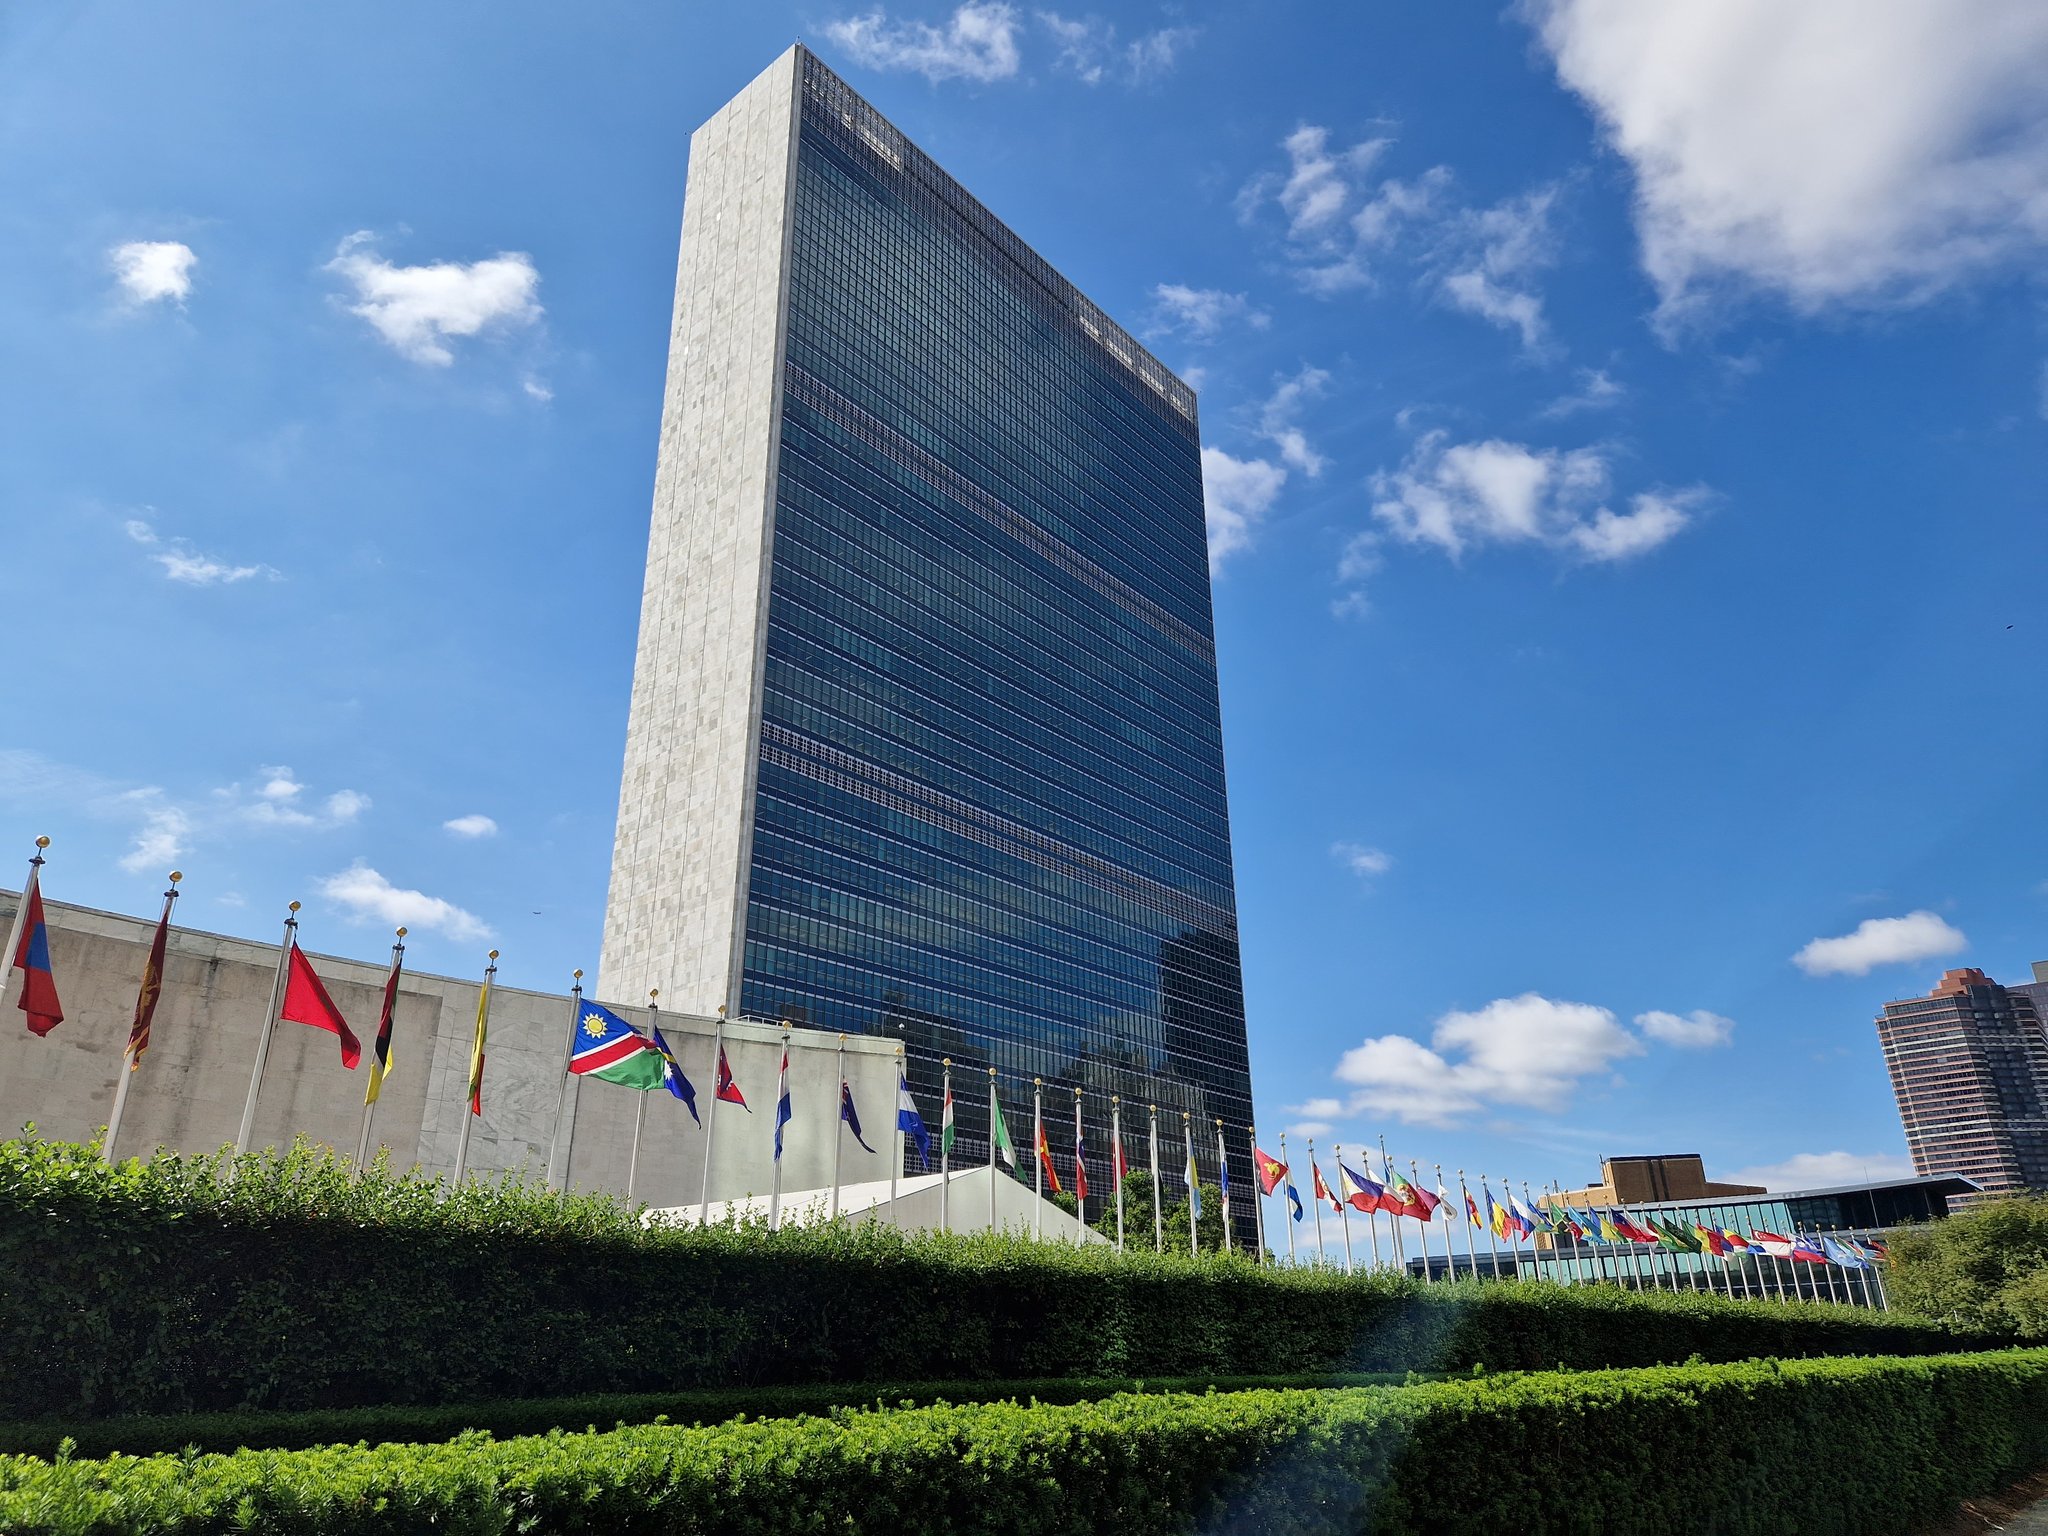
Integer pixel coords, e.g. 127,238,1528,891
1887,1193,2048,1338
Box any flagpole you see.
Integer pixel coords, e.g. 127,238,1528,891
1438,1165,1462,1280
1250,1125,1267,1265
625,991,659,1206
1148,1103,1163,1253
1414,1160,1439,1284
353,928,407,1173
694,1005,729,1219
1183,1110,1198,1258
452,950,497,1186
888,1044,904,1229
1456,1173,1478,1280
1522,1180,1548,1286
939,1058,953,1232
104,870,180,1165
234,901,300,1159
548,972,584,1192
1279,1134,1297,1266
770,1026,791,1232
825,1034,845,1222
1308,1141,1329,1268
1075,1088,1087,1235
1031,1078,1044,1240
1111,1096,1125,1253
987,1068,999,1235
1481,1181,1503,1279
1379,1139,1406,1276
0,837,48,1019
1331,1143,1357,1274
1214,1118,1231,1255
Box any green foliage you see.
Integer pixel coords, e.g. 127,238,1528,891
1887,1194,2048,1338
1090,1169,1225,1252
0,1370,1426,1460
2,1351,2045,1535
0,1133,1993,1419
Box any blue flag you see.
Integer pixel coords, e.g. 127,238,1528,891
1286,1180,1304,1222
896,1073,931,1168
649,1025,699,1125
841,1081,875,1153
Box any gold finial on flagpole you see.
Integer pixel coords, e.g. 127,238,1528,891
395,927,407,940
488,949,499,961
649,989,659,1001
34,836,49,850
288,900,300,913
168,871,182,884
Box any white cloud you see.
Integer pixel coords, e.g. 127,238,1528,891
326,233,541,366
1286,1121,1334,1142
1437,187,1560,350
1331,841,1392,879
1335,992,1644,1127
1200,446,1286,572
319,862,491,942
1540,367,1625,419
826,3,1022,83
522,377,553,403
1257,366,1329,476
109,240,197,306
1288,1097,1344,1120
116,796,190,875
1150,284,1268,340
1370,432,1699,564
1793,910,1967,976
124,518,275,586
1040,13,1195,84
1527,0,2048,326
1331,533,1382,618
222,767,369,831
444,814,499,839
1727,1150,1917,1192
1634,1008,1734,1048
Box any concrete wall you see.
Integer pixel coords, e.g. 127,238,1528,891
0,889,903,1209
599,44,802,1014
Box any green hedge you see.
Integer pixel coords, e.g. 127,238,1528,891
0,1371,1426,1460
3,1351,2045,1535
0,1134,1989,1418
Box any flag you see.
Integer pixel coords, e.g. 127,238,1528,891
1719,1227,1757,1254
1509,1192,1543,1235
1383,1163,1433,1219
1437,1178,1460,1222
1255,1146,1287,1196
714,1044,749,1109
1313,1161,1339,1211
1694,1222,1727,1257
568,1001,664,1088
1285,1179,1304,1221
1823,1236,1871,1269
1465,1188,1484,1226
10,877,62,1037
1184,1138,1202,1221
650,1025,699,1124
1788,1232,1828,1263
1751,1230,1796,1258
126,899,172,1068
941,1080,955,1159
773,1048,792,1159
1597,1209,1626,1244
1035,1119,1062,1193
1338,1161,1382,1214
464,972,491,1116
1652,1217,1700,1253
1073,1118,1088,1203
1113,1125,1128,1182
992,1094,1017,1172
841,1080,875,1153
1550,1205,1583,1241
897,1074,930,1167
282,943,360,1068
1486,1190,1510,1240
1216,1142,1227,1222
363,947,403,1106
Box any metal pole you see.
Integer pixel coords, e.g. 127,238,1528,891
234,902,300,1159
987,1068,999,1234
1112,1096,1125,1252
1251,1125,1268,1264
1032,1078,1044,1241
1280,1134,1297,1266
1308,1140,1329,1268
1458,1173,1480,1280
452,951,496,1185
548,973,584,1193
1149,1103,1162,1253
0,838,48,1020
889,1045,904,1229
1075,1088,1087,1233
105,871,180,1164
1215,1118,1231,1255
354,929,407,1173
831,1034,847,1223
699,1007,738,1220
1332,1143,1357,1275
1183,1110,1198,1258
939,1058,952,1232
625,991,658,1206
1419,1161,1441,1283
1379,1140,1405,1276
770,1029,791,1231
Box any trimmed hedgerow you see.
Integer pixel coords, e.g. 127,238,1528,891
0,1133,1993,1418
0,1370,1430,1460
1,1351,2045,1535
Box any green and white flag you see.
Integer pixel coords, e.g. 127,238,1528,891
941,1079,955,1158
991,1093,1017,1171
567,1001,667,1090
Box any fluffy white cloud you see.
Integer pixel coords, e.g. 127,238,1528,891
116,796,191,875
125,519,275,586
109,240,197,305
444,814,500,839
1286,1121,1334,1141
1527,0,2048,324
1150,284,1268,340
1634,1008,1734,1048
1371,432,1700,564
1437,187,1559,349
1727,1151,1917,1192
319,862,491,942
1336,993,1644,1126
1540,367,1625,419
1289,1097,1344,1120
1258,366,1329,476
1331,841,1392,879
1040,13,1195,84
1200,446,1286,572
222,766,369,831
826,3,1022,83
1793,910,1967,976
326,234,541,366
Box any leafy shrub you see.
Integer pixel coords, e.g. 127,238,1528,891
0,1351,2044,1535
0,1133,1993,1418
1887,1194,2048,1338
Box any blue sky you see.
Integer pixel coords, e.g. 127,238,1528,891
4,2,2044,1199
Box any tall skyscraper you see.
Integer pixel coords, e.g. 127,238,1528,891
601,47,1254,1228
1876,967,2048,1199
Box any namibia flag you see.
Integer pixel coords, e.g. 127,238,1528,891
569,1001,665,1090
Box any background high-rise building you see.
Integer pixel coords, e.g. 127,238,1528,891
1876,967,2048,1198
601,46,1254,1233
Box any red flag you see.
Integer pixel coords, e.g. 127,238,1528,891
363,944,403,1104
126,901,172,1067
1254,1146,1287,1196
1035,1121,1062,1194
1073,1129,1088,1203
1312,1161,1339,1210
11,875,63,1037
281,943,360,1068
714,1044,748,1107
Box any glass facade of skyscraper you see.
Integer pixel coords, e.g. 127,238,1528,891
732,57,1253,1235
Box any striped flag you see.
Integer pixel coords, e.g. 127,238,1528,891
567,1002,663,1088
940,1079,955,1159
126,896,173,1069
464,967,492,1115
363,941,404,1105
773,1047,792,1160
